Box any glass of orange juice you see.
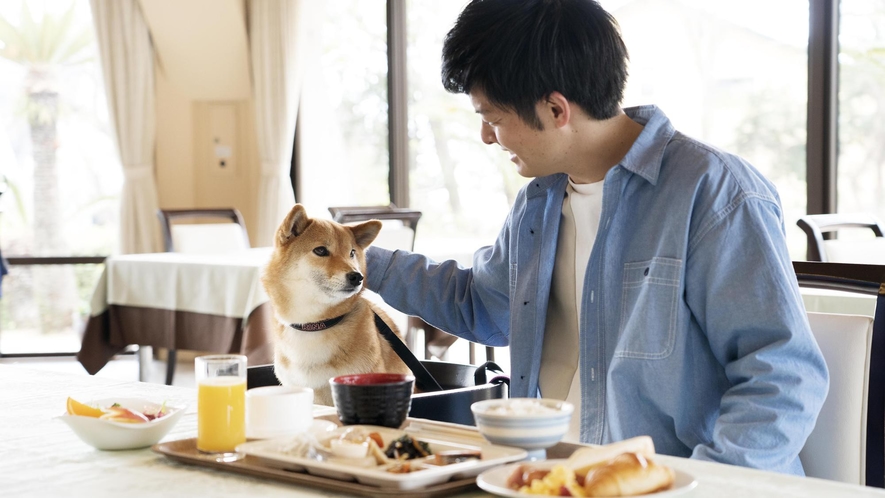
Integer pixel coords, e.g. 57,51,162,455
195,354,247,460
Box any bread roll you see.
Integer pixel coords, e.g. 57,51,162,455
582,452,675,497
566,436,656,476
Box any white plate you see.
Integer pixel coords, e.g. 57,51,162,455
246,419,337,440
477,459,698,497
236,425,528,490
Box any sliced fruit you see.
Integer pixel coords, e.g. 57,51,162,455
66,397,104,418
99,406,150,423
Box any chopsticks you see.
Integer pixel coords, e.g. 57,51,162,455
405,419,489,445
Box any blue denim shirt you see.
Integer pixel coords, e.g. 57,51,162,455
367,105,828,475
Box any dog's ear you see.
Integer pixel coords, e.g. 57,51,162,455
277,204,312,246
350,220,382,249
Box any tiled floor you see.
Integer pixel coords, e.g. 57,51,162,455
0,350,197,388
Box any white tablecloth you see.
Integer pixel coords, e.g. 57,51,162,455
3,364,884,497
90,247,273,320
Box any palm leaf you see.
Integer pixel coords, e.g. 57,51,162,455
0,14,25,62
54,24,93,66
0,1,90,66
19,1,41,63
3,177,30,227
43,2,76,63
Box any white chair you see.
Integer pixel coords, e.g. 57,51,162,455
794,261,885,487
797,213,885,263
801,311,874,485
157,208,250,254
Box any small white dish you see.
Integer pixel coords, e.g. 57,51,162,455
56,397,186,451
247,418,337,440
476,459,698,497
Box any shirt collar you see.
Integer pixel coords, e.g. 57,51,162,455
619,105,676,186
526,105,676,198
526,175,566,198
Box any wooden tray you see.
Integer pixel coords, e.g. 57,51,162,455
151,417,584,497
153,437,480,497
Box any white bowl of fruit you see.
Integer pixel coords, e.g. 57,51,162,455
57,397,186,450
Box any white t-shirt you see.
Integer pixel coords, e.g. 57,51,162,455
539,177,604,442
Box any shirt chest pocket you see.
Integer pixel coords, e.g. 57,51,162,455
615,257,682,360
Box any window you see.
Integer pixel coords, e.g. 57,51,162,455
837,0,885,222
303,1,822,259
406,1,530,262
297,0,528,260
601,0,810,258
297,0,390,215
0,0,120,354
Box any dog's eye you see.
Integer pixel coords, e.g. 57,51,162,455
350,249,356,258
313,246,329,257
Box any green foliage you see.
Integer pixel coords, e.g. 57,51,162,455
0,1,93,67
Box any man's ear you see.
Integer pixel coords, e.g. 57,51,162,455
543,91,571,129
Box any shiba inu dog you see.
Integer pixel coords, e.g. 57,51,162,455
261,204,411,405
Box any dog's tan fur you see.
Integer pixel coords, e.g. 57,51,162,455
261,204,410,405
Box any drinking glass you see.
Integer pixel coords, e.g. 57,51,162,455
195,354,247,460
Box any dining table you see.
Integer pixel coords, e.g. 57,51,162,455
3,363,884,497
77,247,276,381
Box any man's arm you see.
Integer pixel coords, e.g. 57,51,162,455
684,195,829,474
365,227,512,347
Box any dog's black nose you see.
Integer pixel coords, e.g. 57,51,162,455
346,271,364,287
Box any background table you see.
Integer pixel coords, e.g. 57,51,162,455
78,248,275,380
4,364,885,497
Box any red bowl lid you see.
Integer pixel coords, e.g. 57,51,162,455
331,373,414,386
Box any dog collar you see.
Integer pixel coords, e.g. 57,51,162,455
289,314,346,332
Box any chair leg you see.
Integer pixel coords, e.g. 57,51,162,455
485,346,495,362
165,349,177,385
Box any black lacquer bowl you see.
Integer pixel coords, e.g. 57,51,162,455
330,373,415,428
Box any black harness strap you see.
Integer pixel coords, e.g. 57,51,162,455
373,312,444,392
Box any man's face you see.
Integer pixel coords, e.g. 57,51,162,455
469,89,556,178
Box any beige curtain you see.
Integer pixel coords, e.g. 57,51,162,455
248,0,308,246
90,0,162,254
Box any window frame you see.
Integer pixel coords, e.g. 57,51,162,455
807,0,839,216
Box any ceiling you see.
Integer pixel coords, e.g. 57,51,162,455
138,0,252,100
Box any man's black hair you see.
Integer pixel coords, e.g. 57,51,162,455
441,0,628,129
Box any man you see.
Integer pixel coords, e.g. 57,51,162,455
366,0,828,475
